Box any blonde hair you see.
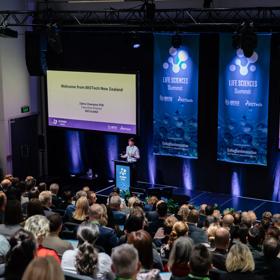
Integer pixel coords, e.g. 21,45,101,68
24,215,49,244
177,204,190,222
226,243,255,272
73,197,89,221
164,215,178,229
169,221,188,247
128,197,141,208
39,191,52,207
147,196,158,206
22,256,64,280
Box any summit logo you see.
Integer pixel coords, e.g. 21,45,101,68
163,47,188,74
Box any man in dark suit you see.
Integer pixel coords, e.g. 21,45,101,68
88,203,119,254
187,209,208,245
109,195,126,226
212,227,230,271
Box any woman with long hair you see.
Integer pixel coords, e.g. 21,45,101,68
71,197,89,224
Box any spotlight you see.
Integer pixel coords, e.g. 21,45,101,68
232,22,257,58
172,33,182,49
203,0,213,8
129,33,141,49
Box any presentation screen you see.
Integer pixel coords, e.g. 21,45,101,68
47,70,137,134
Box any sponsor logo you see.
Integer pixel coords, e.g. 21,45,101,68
245,100,263,107
225,99,240,106
160,95,173,102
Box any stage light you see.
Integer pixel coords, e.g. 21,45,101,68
129,33,141,49
232,22,257,58
203,0,213,8
172,33,182,49
133,43,141,49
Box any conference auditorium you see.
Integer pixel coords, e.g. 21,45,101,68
0,0,280,280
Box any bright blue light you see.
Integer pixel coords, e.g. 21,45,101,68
106,134,118,179
272,155,280,201
231,170,241,197
133,43,141,49
183,159,193,190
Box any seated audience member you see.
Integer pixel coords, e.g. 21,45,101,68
186,244,212,280
22,256,65,280
61,222,113,279
223,242,264,280
0,179,12,192
60,190,73,210
177,204,190,222
128,230,163,273
266,226,280,239
207,223,221,248
222,214,234,231
145,196,159,212
161,221,189,259
119,207,145,245
0,191,7,223
126,196,141,214
38,182,47,193
88,203,119,254
230,223,249,245
241,212,253,228
262,237,280,280
187,209,208,245
0,200,22,239
82,186,90,194
0,234,10,264
168,237,193,279
272,213,280,230
111,244,141,280
64,190,87,220
50,183,62,209
87,191,97,206
148,201,168,237
5,229,36,280
109,195,126,226
70,196,89,224
43,213,73,257
212,227,230,271
39,191,53,216
26,198,45,218
247,225,266,273
24,215,60,263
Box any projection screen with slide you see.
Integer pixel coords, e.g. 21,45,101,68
47,70,137,134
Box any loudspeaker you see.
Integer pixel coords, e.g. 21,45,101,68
25,31,47,76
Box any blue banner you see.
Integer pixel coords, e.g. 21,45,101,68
153,33,199,158
218,34,271,166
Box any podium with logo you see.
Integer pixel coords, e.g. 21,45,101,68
114,160,135,193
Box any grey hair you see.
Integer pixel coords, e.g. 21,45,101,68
50,183,59,193
111,244,139,278
168,236,194,269
110,196,121,207
24,215,50,242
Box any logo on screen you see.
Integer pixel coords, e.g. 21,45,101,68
229,49,258,76
163,47,188,74
119,168,127,177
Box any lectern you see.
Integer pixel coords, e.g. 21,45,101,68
114,160,135,193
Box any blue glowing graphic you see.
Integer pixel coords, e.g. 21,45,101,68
231,170,241,197
183,159,193,190
116,164,130,192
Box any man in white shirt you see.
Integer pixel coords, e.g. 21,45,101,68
121,138,140,163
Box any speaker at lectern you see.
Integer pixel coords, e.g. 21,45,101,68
114,160,134,193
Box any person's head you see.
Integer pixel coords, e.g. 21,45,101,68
168,237,193,269
6,229,36,280
128,138,135,147
48,213,63,234
63,190,73,203
169,222,189,246
49,183,59,195
89,203,104,223
266,226,280,239
147,196,158,209
205,205,214,216
262,211,272,221
189,244,212,277
27,198,45,217
4,199,23,225
24,215,50,244
248,224,265,247
0,191,7,212
22,256,65,280
261,218,271,232
28,188,40,199
214,227,230,250
87,191,97,206
0,179,12,191
272,213,280,229
163,215,178,235
127,230,153,270
76,222,100,247
222,214,234,229
111,244,140,280
235,223,249,244
73,196,89,221
207,224,220,245
233,212,241,225
156,201,168,218
82,186,90,194
187,209,199,224
75,190,87,202
177,204,190,222
38,182,47,193
25,177,36,191
109,195,122,210
125,207,145,233
248,211,257,225
4,174,13,181
263,237,280,261
128,196,141,208
39,191,52,208
226,242,254,272
241,212,253,228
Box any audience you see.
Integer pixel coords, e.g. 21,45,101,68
27,198,45,217
70,196,89,224
42,213,73,257
50,183,62,209
0,234,10,264
39,191,53,216
24,215,60,263
64,191,87,221
22,256,65,280
61,222,113,279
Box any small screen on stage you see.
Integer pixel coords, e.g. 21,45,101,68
47,70,137,134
